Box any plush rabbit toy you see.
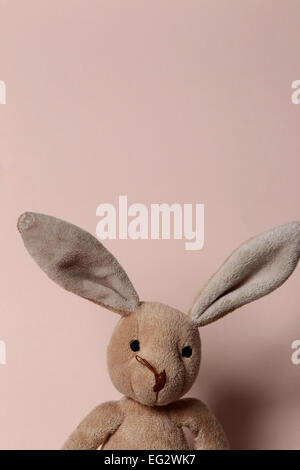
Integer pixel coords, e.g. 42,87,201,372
18,212,300,450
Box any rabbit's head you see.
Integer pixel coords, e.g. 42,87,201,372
18,213,300,406
107,301,201,406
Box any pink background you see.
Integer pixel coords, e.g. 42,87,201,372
1,1,300,449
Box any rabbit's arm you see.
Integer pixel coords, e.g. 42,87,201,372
171,398,229,450
62,401,123,450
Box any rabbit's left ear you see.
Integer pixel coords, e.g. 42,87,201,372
190,222,300,327
18,212,139,315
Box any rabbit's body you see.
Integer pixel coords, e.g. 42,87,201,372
102,398,189,450
17,212,300,450
63,397,228,450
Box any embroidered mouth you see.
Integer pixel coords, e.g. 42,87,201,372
135,355,166,400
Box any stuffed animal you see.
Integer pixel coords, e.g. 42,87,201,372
17,212,300,450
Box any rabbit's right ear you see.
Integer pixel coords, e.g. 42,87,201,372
190,222,300,327
17,212,139,315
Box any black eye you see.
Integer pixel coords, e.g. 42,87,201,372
130,340,140,352
182,346,192,358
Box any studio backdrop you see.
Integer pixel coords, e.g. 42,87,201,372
0,0,300,450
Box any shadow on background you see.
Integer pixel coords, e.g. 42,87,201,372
191,342,300,450
209,382,269,449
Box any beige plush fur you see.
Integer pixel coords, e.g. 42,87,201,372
107,302,201,407
17,213,300,450
62,301,227,450
190,222,300,326
17,212,139,314
63,396,228,450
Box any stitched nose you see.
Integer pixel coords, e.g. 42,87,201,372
153,370,167,393
136,355,167,398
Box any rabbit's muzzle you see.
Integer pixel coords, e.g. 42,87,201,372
136,355,167,400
